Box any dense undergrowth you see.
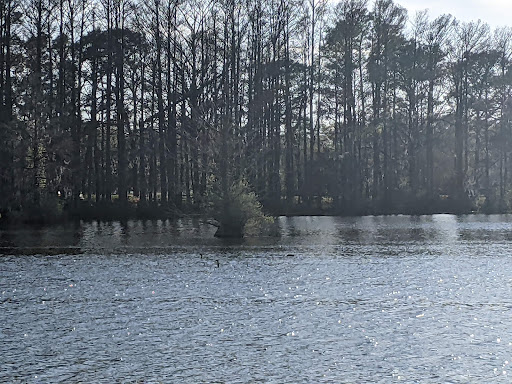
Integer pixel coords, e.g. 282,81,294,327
0,191,506,231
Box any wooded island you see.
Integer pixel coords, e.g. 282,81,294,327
1,0,511,227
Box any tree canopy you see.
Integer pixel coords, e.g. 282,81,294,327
2,0,512,223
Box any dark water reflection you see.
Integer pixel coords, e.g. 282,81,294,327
2,215,512,382
3,214,512,251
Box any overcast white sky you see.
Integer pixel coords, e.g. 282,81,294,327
394,0,512,27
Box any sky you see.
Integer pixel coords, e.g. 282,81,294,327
394,0,512,27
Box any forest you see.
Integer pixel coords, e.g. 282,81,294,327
1,0,512,223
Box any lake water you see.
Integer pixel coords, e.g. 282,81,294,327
1,215,512,383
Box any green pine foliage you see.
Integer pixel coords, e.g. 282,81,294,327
210,180,274,238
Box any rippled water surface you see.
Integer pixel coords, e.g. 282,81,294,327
2,215,512,383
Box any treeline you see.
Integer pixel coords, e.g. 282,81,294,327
1,0,512,220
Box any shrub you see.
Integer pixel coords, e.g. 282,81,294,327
210,179,273,238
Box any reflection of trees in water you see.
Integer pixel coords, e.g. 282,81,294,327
0,223,82,248
3,216,512,253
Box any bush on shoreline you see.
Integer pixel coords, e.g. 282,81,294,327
210,180,274,238
0,190,506,230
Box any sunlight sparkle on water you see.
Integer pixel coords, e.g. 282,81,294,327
3,216,512,382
